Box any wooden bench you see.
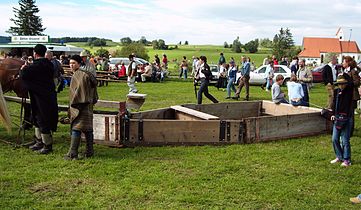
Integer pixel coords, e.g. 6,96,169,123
171,105,219,120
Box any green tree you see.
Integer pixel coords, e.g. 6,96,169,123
272,28,295,58
120,43,149,61
152,40,159,49
244,39,259,53
259,38,273,48
324,52,339,64
94,48,109,58
224,41,229,48
152,39,168,50
138,36,149,45
232,36,242,53
89,38,106,46
7,0,46,35
120,37,132,45
184,41,189,45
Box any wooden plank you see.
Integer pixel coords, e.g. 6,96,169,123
127,119,220,144
183,101,262,120
171,105,219,120
93,114,117,142
175,112,203,121
261,100,321,116
131,108,175,119
5,95,122,113
105,117,109,141
245,113,327,143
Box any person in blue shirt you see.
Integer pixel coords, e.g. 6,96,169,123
234,56,251,100
287,74,307,106
226,61,237,99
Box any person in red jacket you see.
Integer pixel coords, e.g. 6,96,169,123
117,62,126,78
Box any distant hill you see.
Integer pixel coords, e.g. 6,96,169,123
51,37,112,44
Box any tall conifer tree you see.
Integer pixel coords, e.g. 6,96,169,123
7,0,46,35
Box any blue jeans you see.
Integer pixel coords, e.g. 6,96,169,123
332,118,352,161
301,84,309,107
183,68,188,79
227,77,236,97
266,78,273,90
290,99,308,106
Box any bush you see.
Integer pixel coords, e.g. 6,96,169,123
94,48,109,58
119,43,149,61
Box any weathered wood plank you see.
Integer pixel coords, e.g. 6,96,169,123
171,105,219,120
183,101,262,120
127,119,220,144
261,100,321,116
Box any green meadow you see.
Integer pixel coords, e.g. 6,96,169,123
1,77,361,209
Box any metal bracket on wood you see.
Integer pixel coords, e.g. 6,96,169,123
124,118,130,143
226,122,231,142
219,120,226,142
238,122,244,143
138,120,143,142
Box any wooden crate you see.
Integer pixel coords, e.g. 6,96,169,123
92,100,330,147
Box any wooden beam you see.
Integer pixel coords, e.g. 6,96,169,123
171,105,219,120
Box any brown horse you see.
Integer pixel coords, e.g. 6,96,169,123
0,58,28,98
0,58,32,130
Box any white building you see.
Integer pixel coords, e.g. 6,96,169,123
298,28,361,65
0,36,83,58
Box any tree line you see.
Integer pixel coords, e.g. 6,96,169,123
224,28,301,58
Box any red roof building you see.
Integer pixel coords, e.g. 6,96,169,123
299,36,361,65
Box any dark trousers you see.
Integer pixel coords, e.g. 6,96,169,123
197,78,218,104
301,84,309,107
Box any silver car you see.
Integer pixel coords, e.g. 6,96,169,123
236,65,291,85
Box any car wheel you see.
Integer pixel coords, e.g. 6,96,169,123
282,78,290,86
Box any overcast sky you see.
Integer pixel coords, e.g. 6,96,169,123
0,0,361,45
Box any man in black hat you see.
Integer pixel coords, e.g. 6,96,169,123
20,44,58,154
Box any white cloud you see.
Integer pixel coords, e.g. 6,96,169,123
0,0,360,45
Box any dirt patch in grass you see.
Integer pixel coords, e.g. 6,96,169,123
29,178,104,194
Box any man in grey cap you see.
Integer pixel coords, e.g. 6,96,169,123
80,50,96,77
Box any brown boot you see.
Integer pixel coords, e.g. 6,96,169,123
64,136,80,160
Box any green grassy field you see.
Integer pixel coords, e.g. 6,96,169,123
68,42,271,72
1,81,361,209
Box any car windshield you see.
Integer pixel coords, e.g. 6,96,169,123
110,59,123,64
210,66,218,72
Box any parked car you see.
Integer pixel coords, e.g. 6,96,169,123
311,65,325,83
311,64,343,83
209,64,219,81
109,57,148,71
236,65,291,85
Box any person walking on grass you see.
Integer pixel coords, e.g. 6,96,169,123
329,74,354,167
226,61,237,99
64,55,98,160
234,56,250,100
195,56,218,104
180,56,188,79
262,60,274,91
271,75,288,104
21,44,58,154
127,54,138,93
